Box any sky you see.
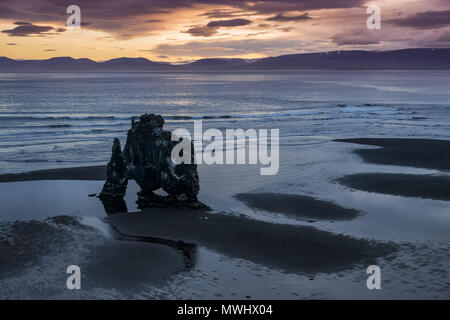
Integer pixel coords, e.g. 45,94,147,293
1,0,450,63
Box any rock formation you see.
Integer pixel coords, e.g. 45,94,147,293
99,114,206,212
101,138,128,196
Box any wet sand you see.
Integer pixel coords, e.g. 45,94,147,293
0,216,186,297
82,241,186,290
335,138,450,170
335,138,450,201
106,208,395,275
1,137,449,298
235,193,360,221
0,165,107,183
337,173,450,201
0,164,396,276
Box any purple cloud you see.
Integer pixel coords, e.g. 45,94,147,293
266,13,312,22
331,31,380,45
387,10,450,29
2,22,56,36
0,0,364,37
185,18,252,37
207,18,252,28
184,25,218,37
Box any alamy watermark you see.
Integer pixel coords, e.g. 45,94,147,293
66,265,81,290
366,265,381,290
66,5,81,29
367,4,381,30
171,120,279,176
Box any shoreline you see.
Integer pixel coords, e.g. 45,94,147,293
1,137,449,182
337,173,450,201
335,138,450,171
0,165,107,183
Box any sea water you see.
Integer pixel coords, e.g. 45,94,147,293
1,70,449,174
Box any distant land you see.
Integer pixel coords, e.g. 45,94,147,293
1,48,450,72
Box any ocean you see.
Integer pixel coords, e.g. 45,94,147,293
1,70,450,174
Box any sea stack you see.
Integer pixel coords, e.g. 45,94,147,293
99,113,205,211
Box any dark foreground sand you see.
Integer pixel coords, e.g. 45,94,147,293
235,193,360,221
335,138,450,201
107,208,395,275
0,216,186,293
335,138,450,170
337,173,450,201
0,165,395,278
0,165,107,182
82,241,186,290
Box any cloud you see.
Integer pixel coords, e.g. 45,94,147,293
417,28,450,47
331,31,380,45
145,19,163,23
13,22,31,26
245,0,364,14
399,26,450,48
387,10,450,29
2,22,57,36
278,27,294,33
153,38,312,57
184,25,218,37
435,31,450,43
207,18,252,28
200,9,243,19
44,49,56,51
185,18,252,37
266,13,312,22
6,43,18,45
0,0,364,38
3,0,447,57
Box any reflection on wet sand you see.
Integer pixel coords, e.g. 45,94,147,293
109,224,197,270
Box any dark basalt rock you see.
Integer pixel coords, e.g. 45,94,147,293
136,189,210,211
100,138,128,197
100,196,128,216
99,114,204,211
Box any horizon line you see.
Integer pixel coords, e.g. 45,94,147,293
2,47,448,65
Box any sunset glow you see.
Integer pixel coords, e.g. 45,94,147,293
1,0,450,62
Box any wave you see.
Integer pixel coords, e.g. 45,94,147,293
0,105,401,123
0,115,120,121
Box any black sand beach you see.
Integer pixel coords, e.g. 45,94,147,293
82,241,186,290
0,165,107,182
107,208,394,275
1,138,449,298
235,193,360,221
335,138,450,170
335,138,450,201
0,165,394,277
337,173,450,201
0,215,187,293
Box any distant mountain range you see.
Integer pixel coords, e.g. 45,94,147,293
1,48,450,72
